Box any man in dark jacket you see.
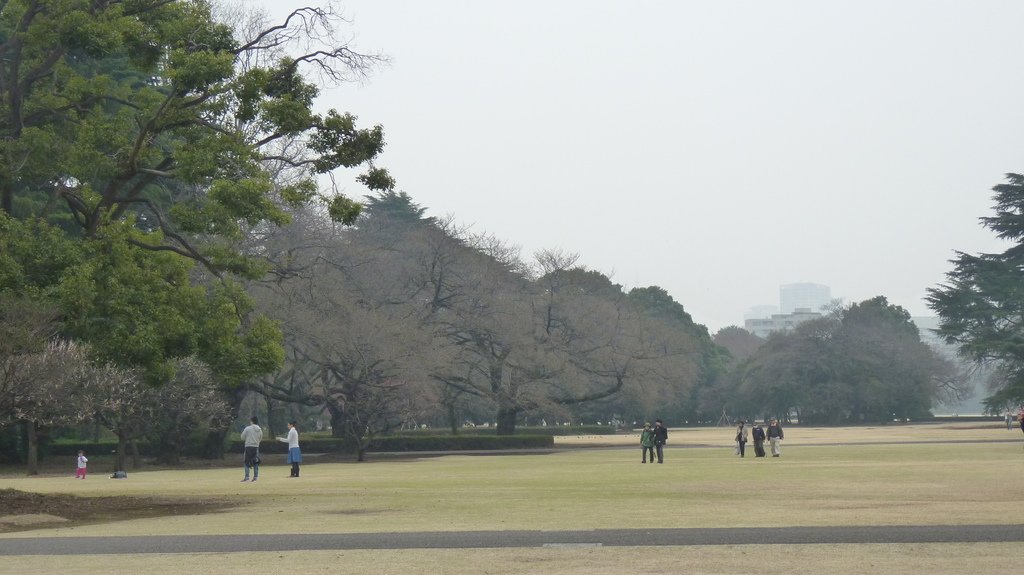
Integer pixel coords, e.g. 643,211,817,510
652,419,669,463
751,423,766,457
766,418,784,457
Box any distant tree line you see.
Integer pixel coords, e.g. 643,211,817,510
713,298,967,425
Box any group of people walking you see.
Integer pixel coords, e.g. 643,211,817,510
639,420,669,463
638,418,785,463
735,419,784,458
240,416,302,482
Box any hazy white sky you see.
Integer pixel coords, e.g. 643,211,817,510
251,0,1021,331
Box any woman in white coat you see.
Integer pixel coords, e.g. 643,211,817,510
277,421,302,477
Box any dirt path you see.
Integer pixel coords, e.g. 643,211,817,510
2,524,1022,555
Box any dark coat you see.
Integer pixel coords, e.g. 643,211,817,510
653,424,668,445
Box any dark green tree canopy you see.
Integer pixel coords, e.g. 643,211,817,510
1,0,393,276
0,1,391,387
362,190,433,226
928,173,1024,407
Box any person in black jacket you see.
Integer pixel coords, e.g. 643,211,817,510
652,419,668,463
751,423,766,457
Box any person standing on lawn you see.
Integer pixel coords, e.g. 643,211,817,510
241,416,263,482
766,418,784,457
652,419,668,463
735,421,749,458
640,422,656,463
751,423,767,457
277,421,302,477
75,450,88,479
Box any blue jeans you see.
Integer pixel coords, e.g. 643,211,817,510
244,461,259,479
244,447,260,479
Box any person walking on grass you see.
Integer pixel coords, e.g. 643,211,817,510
652,419,668,463
640,422,656,463
277,421,302,477
735,421,749,458
75,450,88,479
751,423,766,457
767,418,784,457
241,416,263,482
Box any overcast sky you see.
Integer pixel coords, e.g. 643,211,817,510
250,0,1021,332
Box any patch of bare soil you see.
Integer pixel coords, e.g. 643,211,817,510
0,488,231,533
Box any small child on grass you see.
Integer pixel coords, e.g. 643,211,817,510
75,450,88,479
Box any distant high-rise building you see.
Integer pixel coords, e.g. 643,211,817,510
741,283,831,337
780,283,831,314
744,308,822,338
744,305,778,320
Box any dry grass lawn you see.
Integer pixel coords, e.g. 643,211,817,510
0,422,1021,574
3,544,1022,575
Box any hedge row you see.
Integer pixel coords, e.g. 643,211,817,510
373,434,553,451
49,441,120,457
393,425,619,436
229,434,554,454
51,433,558,458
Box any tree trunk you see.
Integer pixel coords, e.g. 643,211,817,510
446,401,458,435
115,430,128,472
151,427,180,466
496,405,518,436
326,402,346,438
25,420,39,476
266,396,278,439
130,440,141,469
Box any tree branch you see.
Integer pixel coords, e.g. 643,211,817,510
554,373,626,406
114,196,221,275
232,7,321,55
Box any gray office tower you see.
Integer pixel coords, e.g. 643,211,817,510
779,283,831,314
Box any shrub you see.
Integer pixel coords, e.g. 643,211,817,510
226,434,554,454
392,425,617,437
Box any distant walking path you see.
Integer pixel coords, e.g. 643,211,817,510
2,525,1023,555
